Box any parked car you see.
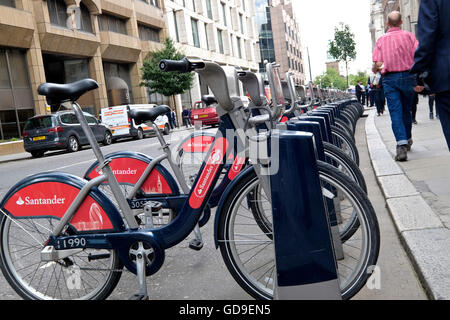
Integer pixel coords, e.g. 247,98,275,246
190,96,220,127
22,111,113,158
100,104,170,141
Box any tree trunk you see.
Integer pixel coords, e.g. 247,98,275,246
172,95,182,127
345,60,349,89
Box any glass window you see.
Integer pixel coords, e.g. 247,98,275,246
206,0,213,19
217,29,224,54
173,11,180,42
221,3,227,26
98,14,127,35
79,2,93,33
138,24,161,42
191,18,200,48
0,51,10,89
204,23,209,50
237,37,242,59
63,59,89,83
0,0,14,8
103,62,134,104
48,0,68,28
239,14,244,33
0,110,19,139
17,109,34,133
150,0,160,8
85,115,97,124
23,116,54,131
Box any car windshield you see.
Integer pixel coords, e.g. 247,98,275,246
24,116,54,130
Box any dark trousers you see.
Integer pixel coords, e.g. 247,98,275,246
373,89,384,114
382,72,414,146
429,95,438,116
412,103,418,122
369,90,375,107
435,91,450,150
361,92,366,105
356,92,362,104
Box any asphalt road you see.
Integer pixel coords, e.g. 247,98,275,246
0,121,427,300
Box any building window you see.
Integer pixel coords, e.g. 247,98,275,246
241,0,246,11
173,11,180,42
205,23,210,50
221,2,227,26
237,37,242,59
47,0,69,28
150,0,160,8
0,0,15,8
103,62,134,105
206,0,213,19
78,2,93,33
191,18,200,48
138,24,161,42
217,29,224,54
239,14,244,33
98,13,127,35
0,49,33,140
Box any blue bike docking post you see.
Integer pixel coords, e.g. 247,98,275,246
269,130,341,299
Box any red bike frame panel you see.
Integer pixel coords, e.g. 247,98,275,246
189,137,229,209
87,157,172,194
3,182,114,232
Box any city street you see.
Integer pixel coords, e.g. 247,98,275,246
0,119,427,300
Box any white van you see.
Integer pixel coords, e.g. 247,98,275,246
100,104,170,140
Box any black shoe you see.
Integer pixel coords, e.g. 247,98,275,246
395,145,408,162
406,139,413,151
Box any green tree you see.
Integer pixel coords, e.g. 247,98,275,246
328,23,357,89
141,38,194,125
349,71,369,86
315,68,347,91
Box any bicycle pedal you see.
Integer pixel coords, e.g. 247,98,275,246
129,294,149,300
189,239,204,251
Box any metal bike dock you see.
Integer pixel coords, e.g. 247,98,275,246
268,130,341,300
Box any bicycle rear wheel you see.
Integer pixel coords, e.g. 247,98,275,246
217,162,379,300
0,213,122,300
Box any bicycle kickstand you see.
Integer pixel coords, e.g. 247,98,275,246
189,224,204,251
130,242,149,300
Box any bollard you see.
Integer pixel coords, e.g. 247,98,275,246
269,130,341,300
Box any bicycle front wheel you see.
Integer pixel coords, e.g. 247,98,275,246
217,162,379,300
0,213,122,300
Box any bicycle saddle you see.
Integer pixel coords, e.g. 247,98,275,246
129,105,171,124
201,95,217,106
37,79,99,105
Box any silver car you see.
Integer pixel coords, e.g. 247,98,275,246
23,111,113,158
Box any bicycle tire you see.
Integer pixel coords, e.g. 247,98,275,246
334,118,354,141
0,213,123,300
331,126,360,166
217,162,379,300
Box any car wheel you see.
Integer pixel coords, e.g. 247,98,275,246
163,124,170,136
103,131,113,145
67,136,80,152
135,128,144,140
30,151,45,158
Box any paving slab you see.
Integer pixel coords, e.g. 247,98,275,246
402,228,450,300
378,174,420,199
386,195,443,232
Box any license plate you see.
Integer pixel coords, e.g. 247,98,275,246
199,115,208,118
32,136,46,141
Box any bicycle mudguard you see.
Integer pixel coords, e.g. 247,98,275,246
83,151,180,197
0,172,125,233
213,166,255,248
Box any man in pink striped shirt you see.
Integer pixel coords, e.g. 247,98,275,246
372,11,419,162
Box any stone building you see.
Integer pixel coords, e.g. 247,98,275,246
164,0,260,116
0,0,167,140
255,0,306,85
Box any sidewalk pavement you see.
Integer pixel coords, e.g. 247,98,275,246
366,96,450,300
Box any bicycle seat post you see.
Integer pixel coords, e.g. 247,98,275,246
71,101,138,229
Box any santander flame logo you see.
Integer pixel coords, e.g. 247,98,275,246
16,197,25,205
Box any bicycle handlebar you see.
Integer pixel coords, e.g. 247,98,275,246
159,57,205,73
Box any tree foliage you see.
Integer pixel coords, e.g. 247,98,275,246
328,23,357,87
140,38,194,97
349,71,369,86
314,68,347,91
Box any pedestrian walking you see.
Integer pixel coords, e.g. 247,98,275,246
168,109,176,130
411,92,419,124
410,0,450,151
369,71,385,116
355,81,363,104
368,76,376,108
429,94,439,120
365,84,371,107
372,11,418,161
182,107,189,127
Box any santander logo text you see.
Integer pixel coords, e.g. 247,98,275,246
16,195,66,206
